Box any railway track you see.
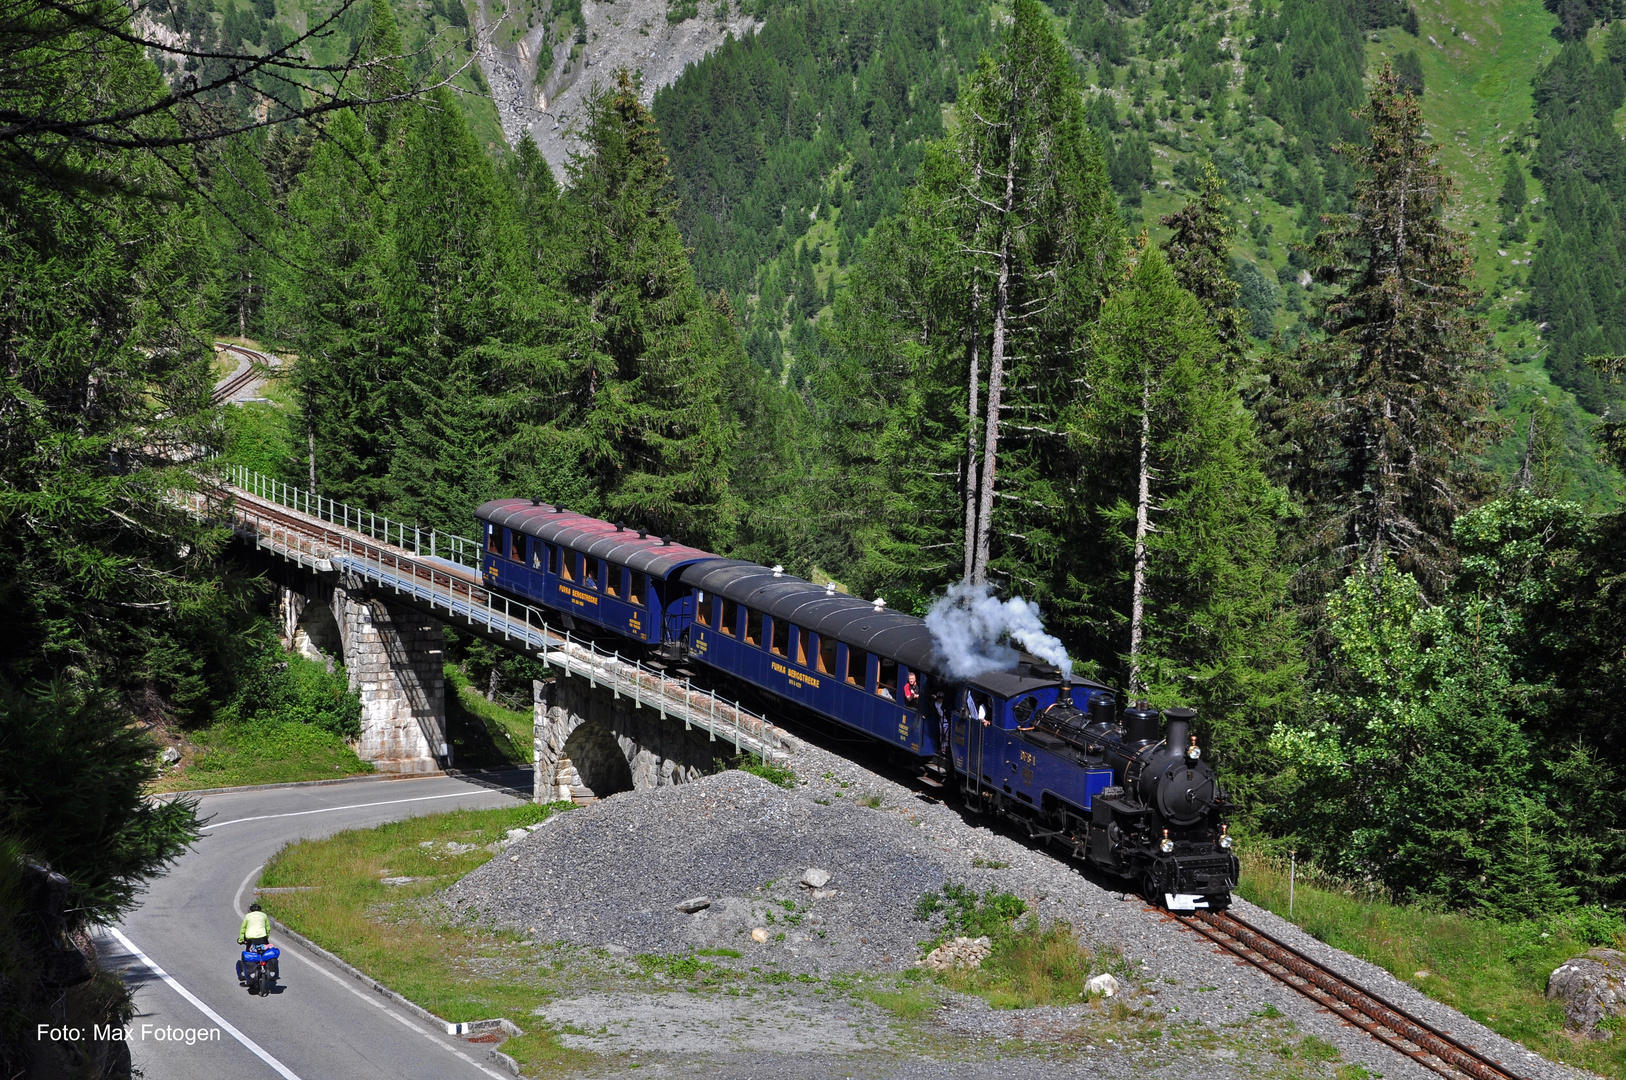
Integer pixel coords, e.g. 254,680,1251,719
1178,909,1528,1080
213,343,272,402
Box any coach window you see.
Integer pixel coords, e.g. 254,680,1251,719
547,544,560,575
629,571,646,606
531,543,543,570
795,628,812,668
745,609,763,647
817,634,837,675
485,523,500,555
770,617,788,657
721,599,739,636
606,565,622,598
877,658,898,700
584,555,600,589
846,647,868,688
510,530,525,563
560,550,576,582
696,592,712,627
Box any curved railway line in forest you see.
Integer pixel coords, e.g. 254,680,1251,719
212,342,273,403
1175,909,1530,1080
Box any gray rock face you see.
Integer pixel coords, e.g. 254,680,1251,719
1547,948,1626,1038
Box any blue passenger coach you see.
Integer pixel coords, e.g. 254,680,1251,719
680,561,942,756
475,499,716,648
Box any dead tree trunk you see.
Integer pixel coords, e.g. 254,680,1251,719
963,282,981,582
971,90,1022,587
1127,374,1152,699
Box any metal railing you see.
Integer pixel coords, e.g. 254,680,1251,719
203,467,789,759
226,463,486,571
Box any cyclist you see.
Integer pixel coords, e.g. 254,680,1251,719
237,903,278,982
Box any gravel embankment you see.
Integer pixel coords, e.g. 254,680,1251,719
445,744,1591,1080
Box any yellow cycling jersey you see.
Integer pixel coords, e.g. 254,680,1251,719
239,910,270,940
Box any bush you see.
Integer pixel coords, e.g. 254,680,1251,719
220,629,361,739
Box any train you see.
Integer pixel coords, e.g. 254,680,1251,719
476,498,1239,910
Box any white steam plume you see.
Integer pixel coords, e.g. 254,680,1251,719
925,582,1073,680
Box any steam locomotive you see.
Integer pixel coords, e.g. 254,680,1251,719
477,499,1239,909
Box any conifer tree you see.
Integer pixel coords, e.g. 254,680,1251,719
555,70,734,545
1497,158,1528,223
282,109,392,501
204,136,277,339
1276,66,1493,598
382,87,523,528
1160,160,1249,369
1084,246,1300,783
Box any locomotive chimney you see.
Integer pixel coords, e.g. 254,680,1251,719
1163,707,1195,758
1124,705,1161,744
1056,681,1073,708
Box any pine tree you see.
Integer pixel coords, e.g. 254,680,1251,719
1083,246,1301,786
1160,160,1250,368
556,70,735,545
1497,158,1527,223
952,0,1123,588
281,109,392,501
1276,66,1493,597
827,1,1121,615
381,87,524,529
203,136,277,339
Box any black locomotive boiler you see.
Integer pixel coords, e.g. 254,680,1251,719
476,499,1240,908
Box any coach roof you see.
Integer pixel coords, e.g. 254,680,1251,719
680,560,942,674
477,499,718,578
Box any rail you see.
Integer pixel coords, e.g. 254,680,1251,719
201,466,790,760
1179,909,1528,1080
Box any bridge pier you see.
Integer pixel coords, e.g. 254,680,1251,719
334,587,448,774
272,582,448,774
532,676,724,804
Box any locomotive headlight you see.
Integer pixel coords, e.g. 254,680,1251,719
1159,829,1174,854
1187,734,1201,760
1219,825,1233,849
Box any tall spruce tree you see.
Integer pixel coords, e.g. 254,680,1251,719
1083,246,1300,789
1160,160,1250,370
828,0,1121,615
382,87,523,529
203,136,277,339
281,109,392,500
554,70,735,546
1272,66,1493,598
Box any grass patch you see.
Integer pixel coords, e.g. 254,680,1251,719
259,801,592,1074
1238,852,1626,1077
914,885,1121,1009
444,664,532,767
724,752,797,789
151,719,372,792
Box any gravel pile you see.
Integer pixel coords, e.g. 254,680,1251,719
446,770,966,973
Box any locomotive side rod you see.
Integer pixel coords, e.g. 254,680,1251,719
1179,910,1526,1080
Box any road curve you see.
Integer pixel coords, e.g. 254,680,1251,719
103,773,530,1080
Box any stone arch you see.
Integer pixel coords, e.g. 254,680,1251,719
561,721,635,800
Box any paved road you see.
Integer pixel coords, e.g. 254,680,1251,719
103,772,531,1080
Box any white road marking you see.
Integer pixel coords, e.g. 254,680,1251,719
108,926,305,1080
204,790,486,830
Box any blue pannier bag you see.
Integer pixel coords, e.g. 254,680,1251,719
242,946,280,963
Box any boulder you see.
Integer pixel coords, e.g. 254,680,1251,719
921,936,992,972
1085,973,1121,998
800,868,832,889
160,746,181,766
674,897,711,914
1547,948,1626,1039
